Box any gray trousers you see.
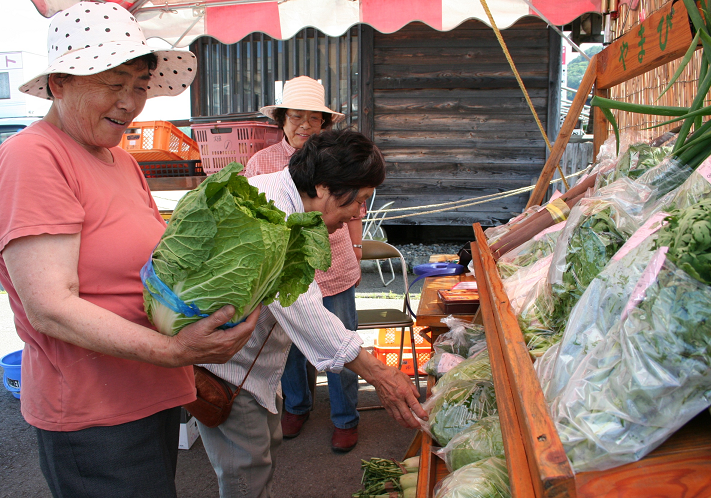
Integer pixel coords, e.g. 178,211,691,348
198,390,283,498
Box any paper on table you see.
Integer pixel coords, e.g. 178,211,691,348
452,281,478,290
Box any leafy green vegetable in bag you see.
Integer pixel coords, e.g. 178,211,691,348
554,256,711,472
144,162,331,335
548,205,630,333
437,416,505,472
433,457,510,498
432,350,492,395
422,379,498,446
656,198,711,285
596,143,672,189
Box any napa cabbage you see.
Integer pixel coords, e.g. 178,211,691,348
143,162,331,336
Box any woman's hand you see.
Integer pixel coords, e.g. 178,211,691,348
171,305,261,365
346,349,428,428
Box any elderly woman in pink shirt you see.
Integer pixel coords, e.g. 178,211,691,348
244,76,364,452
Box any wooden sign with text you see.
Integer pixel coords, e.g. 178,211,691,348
597,0,697,90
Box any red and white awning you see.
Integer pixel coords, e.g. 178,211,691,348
30,0,602,48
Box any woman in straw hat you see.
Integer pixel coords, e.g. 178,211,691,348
0,2,258,496
244,77,364,453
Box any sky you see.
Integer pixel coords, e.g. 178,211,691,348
0,1,191,121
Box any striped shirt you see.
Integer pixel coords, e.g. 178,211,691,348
245,137,363,296
202,168,363,414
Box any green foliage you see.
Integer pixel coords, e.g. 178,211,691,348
566,45,603,99
657,198,711,285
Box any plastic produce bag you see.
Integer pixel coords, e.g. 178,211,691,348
435,416,505,472
433,457,510,498
665,156,711,211
422,319,487,378
420,379,498,446
434,318,487,358
595,142,672,190
503,254,553,316
535,236,658,402
432,350,492,395
514,274,559,358
496,222,564,279
553,251,711,472
546,178,649,336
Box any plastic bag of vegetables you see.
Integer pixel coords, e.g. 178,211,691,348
142,162,331,336
496,221,564,279
435,416,504,472
433,457,510,498
552,200,711,472
420,379,498,446
422,319,487,378
432,350,492,395
546,178,649,337
595,142,672,190
535,234,659,403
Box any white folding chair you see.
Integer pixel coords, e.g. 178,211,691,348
362,201,396,286
357,240,422,398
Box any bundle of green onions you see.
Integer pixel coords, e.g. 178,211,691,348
352,457,420,498
592,0,711,171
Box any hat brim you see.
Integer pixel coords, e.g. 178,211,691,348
260,104,346,124
19,43,196,100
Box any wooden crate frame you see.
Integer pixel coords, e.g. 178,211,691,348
468,223,711,497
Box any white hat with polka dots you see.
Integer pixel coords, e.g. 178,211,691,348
19,1,196,100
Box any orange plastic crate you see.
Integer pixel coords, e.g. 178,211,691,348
376,326,428,347
191,121,283,175
373,325,431,376
120,121,200,162
372,346,432,376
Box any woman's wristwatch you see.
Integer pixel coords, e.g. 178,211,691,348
353,244,363,249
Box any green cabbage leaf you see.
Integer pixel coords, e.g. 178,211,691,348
144,162,331,336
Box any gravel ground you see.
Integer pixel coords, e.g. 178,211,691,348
382,242,465,271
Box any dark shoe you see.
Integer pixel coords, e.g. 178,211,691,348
331,426,358,453
281,411,309,439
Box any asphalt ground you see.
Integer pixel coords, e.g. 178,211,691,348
0,268,426,498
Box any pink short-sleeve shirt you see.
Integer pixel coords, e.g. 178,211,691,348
0,121,194,431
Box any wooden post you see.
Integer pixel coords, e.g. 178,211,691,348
592,86,610,160
526,54,598,209
358,24,375,141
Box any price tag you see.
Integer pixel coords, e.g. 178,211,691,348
697,156,711,185
612,211,668,261
621,246,668,320
437,353,465,373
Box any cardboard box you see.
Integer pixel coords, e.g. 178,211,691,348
179,408,200,450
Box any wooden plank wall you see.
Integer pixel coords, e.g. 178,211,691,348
371,18,552,226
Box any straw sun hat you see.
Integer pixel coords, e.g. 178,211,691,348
260,76,345,124
20,1,196,100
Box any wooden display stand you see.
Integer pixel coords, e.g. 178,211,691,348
415,6,711,493
415,229,711,497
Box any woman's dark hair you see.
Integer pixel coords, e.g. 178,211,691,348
289,129,386,206
47,53,159,99
272,107,333,130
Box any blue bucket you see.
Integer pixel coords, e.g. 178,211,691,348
0,350,22,399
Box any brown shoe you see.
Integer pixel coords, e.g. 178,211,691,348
331,426,358,453
281,411,309,439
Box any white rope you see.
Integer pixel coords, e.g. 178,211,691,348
371,167,591,222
